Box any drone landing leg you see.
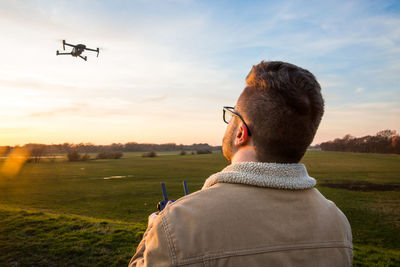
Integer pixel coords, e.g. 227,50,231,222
79,55,87,61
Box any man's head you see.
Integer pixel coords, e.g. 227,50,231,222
222,61,324,163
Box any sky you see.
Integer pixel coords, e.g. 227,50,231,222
0,0,399,146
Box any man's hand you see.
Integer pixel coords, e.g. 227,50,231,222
148,201,173,225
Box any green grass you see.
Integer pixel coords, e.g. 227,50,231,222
0,152,228,223
303,150,400,184
0,205,146,266
353,245,400,267
0,151,399,266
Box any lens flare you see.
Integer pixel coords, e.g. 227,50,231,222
0,147,30,178
0,146,8,158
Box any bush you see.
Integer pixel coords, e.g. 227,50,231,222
142,152,157,158
96,151,123,159
67,151,90,162
81,153,90,161
179,151,186,156
114,151,123,159
67,150,82,162
196,149,212,154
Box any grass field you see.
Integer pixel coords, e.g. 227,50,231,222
0,151,399,266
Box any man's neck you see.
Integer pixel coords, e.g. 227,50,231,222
231,145,258,163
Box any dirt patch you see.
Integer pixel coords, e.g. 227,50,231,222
319,182,400,191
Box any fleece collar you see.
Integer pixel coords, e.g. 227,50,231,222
202,162,316,190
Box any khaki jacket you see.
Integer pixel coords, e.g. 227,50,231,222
129,162,353,266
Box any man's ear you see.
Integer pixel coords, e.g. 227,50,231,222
234,122,249,146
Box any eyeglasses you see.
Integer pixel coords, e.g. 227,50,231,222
223,106,252,136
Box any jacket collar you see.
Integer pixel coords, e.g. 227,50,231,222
202,162,316,190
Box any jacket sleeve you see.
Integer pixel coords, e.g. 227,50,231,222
128,216,173,267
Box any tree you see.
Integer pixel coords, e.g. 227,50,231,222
25,144,47,163
376,129,392,139
320,130,399,154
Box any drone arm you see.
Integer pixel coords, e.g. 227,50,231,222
57,51,72,56
85,47,98,52
85,47,100,57
64,42,75,48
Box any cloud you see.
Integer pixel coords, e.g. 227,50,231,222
30,106,84,117
355,87,364,93
0,77,77,92
26,96,171,119
141,95,168,103
328,101,400,114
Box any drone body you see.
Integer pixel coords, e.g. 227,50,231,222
56,40,99,61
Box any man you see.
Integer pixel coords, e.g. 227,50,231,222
129,61,353,266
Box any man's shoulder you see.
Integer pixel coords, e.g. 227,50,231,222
155,183,340,229
161,184,350,241
150,183,352,265
158,183,345,222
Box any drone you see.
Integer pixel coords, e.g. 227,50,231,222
56,40,99,61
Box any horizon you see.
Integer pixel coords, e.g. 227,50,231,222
1,127,397,148
1,0,399,147
0,141,222,147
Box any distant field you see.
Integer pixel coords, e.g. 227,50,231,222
0,151,399,266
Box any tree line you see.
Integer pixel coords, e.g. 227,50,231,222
0,142,221,163
319,130,399,154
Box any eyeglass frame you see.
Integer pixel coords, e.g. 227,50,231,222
223,106,252,136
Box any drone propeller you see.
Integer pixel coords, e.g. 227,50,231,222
97,48,99,57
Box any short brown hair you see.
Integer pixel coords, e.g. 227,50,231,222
237,61,324,163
